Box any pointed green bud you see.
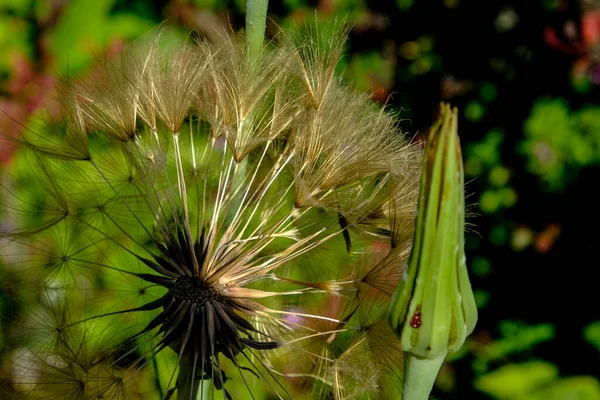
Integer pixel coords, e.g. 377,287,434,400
388,103,477,361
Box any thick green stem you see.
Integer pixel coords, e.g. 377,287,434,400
245,0,269,61
402,353,445,400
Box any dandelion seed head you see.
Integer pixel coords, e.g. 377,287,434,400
1,23,421,399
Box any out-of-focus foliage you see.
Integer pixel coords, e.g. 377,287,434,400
521,98,600,191
471,321,555,375
0,0,155,164
465,129,517,215
583,320,600,352
48,0,154,75
475,361,560,399
475,361,600,400
2,0,600,399
0,16,31,76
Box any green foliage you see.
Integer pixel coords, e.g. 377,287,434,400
473,289,490,309
473,321,555,374
396,0,415,11
521,98,600,191
465,100,486,122
480,82,498,103
479,187,517,214
470,256,492,278
465,128,504,176
583,320,600,352
0,0,32,16
0,15,32,79
344,51,395,94
282,0,305,9
48,0,153,75
476,363,600,400
488,224,509,246
194,0,227,10
524,377,600,400
465,129,517,214
397,36,441,78
475,361,559,399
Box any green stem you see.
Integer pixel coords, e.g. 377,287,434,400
245,0,269,61
177,356,200,400
402,353,446,400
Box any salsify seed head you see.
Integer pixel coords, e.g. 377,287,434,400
1,23,421,399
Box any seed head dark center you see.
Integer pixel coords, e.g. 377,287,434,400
170,276,219,304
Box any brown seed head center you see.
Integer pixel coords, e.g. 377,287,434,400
170,276,220,304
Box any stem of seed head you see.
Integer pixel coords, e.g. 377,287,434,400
245,0,269,62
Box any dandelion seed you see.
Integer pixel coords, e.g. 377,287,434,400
1,23,421,400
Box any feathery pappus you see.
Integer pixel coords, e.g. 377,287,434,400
0,22,422,399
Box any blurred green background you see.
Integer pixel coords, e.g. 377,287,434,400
1,0,600,399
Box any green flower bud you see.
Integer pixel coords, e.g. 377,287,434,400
388,103,477,360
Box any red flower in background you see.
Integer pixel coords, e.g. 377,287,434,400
544,4,600,86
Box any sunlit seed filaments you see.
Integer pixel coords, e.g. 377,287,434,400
1,25,422,399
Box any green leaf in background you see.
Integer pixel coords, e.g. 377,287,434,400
520,98,600,191
488,224,509,246
0,16,32,79
193,0,227,10
480,82,498,103
48,0,154,75
465,129,517,214
464,128,504,177
489,166,510,187
0,0,31,16
470,256,492,278
396,0,415,11
473,289,491,309
583,320,600,353
473,321,555,374
475,361,558,399
522,376,600,400
465,100,485,122
477,361,600,400
345,51,395,95
479,186,517,214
